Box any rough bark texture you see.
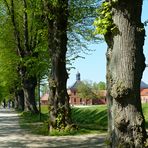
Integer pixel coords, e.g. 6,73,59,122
23,76,39,114
15,89,24,111
44,0,72,131
105,0,147,147
8,0,39,114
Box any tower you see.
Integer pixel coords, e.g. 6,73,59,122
76,71,80,81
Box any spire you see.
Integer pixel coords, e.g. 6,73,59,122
76,71,80,81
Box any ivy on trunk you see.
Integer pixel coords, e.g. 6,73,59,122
104,0,147,147
44,0,72,131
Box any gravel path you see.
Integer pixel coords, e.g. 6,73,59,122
0,108,106,148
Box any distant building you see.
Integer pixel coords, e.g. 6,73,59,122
67,72,106,105
40,79,148,106
140,81,148,103
40,93,49,105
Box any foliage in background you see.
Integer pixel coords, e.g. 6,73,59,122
98,81,106,90
0,0,50,103
77,80,106,99
0,1,20,101
77,81,98,99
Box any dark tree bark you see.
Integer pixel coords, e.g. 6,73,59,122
15,89,24,111
23,76,39,114
105,0,147,147
5,0,39,113
44,0,72,131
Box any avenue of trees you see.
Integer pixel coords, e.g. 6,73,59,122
0,0,147,147
0,0,100,130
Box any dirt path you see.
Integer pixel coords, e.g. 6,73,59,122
0,108,106,148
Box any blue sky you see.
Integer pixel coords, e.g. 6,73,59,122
67,1,148,87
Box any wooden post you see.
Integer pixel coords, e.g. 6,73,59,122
38,78,41,121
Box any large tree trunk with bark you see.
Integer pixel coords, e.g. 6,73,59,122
106,0,147,147
44,0,72,131
15,89,24,111
49,55,71,131
23,76,39,114
5,0,39,114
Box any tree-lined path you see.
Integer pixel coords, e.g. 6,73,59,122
0,109,106,148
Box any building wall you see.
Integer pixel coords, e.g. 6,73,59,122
68,89,106,105
140,88,148,103
69,90,92,105
141,96,148,103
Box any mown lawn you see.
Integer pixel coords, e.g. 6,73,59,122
142,103,148,128
71,105,107,130
19,103,148,136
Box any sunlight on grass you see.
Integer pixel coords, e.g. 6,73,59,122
142,103,148,128
19,104,148,136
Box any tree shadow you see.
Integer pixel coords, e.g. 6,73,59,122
0,134,106,148
0,109,107,147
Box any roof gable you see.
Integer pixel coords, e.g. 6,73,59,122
140,81,148,88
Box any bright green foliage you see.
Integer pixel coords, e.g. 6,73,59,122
0,46,19,101
0,0,50,103
76,80,106,99
93,1,115,35
98,81,106,90
0,3,20,101
0,0,49,79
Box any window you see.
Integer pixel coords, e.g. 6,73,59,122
80,98,82,104
74,98,76,103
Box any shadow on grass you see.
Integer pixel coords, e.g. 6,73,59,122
19,106,108,136
71,107,108,131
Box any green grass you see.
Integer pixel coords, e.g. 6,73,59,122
19,104,148,136
19,111,49,135
41,105,49,114
142,103,148,128
71,105,107,130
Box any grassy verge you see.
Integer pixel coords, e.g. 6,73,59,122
19,104,148,136
142,103,148,128
19,111,49,135
71,105,107,130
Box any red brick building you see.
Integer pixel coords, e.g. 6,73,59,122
40,93,49,105
40,77,148,106
140,81,148,103
67,72,106,105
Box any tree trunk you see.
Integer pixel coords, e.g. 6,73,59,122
15,89,24,111
23,76,39,114
49,54,71,131
105,0,147,147
44,0,72,131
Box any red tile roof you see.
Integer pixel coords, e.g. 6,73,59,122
141,88,148,96
41,93,49,101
